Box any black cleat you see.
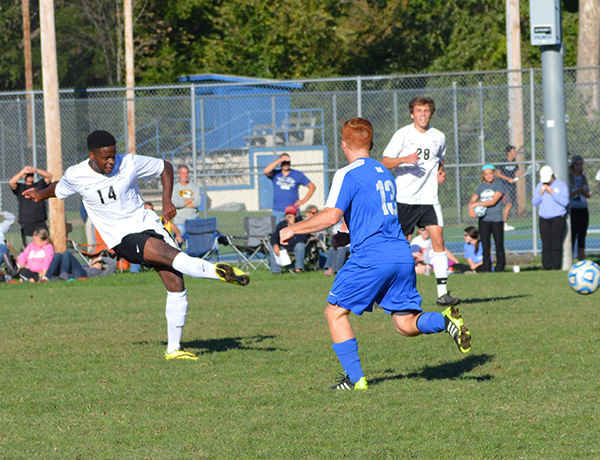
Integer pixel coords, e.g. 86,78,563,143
437,292,461,306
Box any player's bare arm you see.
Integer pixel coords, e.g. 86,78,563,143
437,161,446,184
23,181,58,202
160,161,177,222
381,152,419,169
280,207,343,244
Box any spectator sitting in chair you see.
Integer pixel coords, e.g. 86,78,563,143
4,227,54,282
269,205,309,274
0,210,16,261
411,227,459,275
47,251,118,281
324,218,350,276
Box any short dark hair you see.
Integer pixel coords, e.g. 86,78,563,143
505,145,516,154
88,130,116,151
409,96,435,115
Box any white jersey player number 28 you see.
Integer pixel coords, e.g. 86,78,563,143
376,180,397,216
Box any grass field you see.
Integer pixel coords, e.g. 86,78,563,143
2,267,599,459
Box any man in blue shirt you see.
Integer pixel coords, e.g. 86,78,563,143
280,117,471,390
263,153,316,222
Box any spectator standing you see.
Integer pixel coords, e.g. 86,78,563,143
495,145,522,231
9,166,53,247
80,201,96,252
269,205,309,274
171,165,202,236
468,165,506,273
532,166,569,270
263,153,316,222
0,210,16,260
130,202,183,274
568,156,591,261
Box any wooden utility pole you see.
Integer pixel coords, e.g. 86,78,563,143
506,0,526,214
576,0,600,114
124,0,135,153
40,0,66,252
22,0,33,147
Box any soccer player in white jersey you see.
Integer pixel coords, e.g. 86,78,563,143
280,118,471,390
381,96,460,306
23,130,249,361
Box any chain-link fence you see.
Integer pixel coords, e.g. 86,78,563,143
1,68,600,258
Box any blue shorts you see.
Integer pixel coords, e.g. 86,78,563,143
327,257,422,316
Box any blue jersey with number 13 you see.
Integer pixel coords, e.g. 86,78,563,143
324,157,413,266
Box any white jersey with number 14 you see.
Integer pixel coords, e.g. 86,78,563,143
382,124,446,205
55,154,166,248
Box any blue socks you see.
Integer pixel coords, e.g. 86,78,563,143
416,312,445,334
332,338,364,383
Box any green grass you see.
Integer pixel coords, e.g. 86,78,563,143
1,268,599,459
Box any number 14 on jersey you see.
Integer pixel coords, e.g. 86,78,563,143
97,185,117,204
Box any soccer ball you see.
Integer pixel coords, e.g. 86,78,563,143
474,206,487,218
568,260,600,295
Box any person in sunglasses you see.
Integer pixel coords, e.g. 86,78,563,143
263,153,316,222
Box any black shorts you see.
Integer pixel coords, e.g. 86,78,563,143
112,230,169,265
503,183,516,204
397,203,444,237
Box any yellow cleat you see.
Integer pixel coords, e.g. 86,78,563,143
165,348,199,360
215,263,250,286
330,375,369,390
443,306,471,353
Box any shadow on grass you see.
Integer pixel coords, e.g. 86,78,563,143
180,334,279,354
461,294,530,305
370,353,494,386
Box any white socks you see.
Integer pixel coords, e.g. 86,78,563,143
432,251,449,297
166,290,188,353
172,252,219,280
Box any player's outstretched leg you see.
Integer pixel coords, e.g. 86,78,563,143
215,263,250,286
443,306,471,353
171,252,249,286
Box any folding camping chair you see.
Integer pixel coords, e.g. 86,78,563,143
182,218,220,261
67,237,123,272
223,216,276,270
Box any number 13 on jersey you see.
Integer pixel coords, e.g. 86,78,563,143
376,180,397,216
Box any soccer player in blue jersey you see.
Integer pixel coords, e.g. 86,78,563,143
280,117,471,390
